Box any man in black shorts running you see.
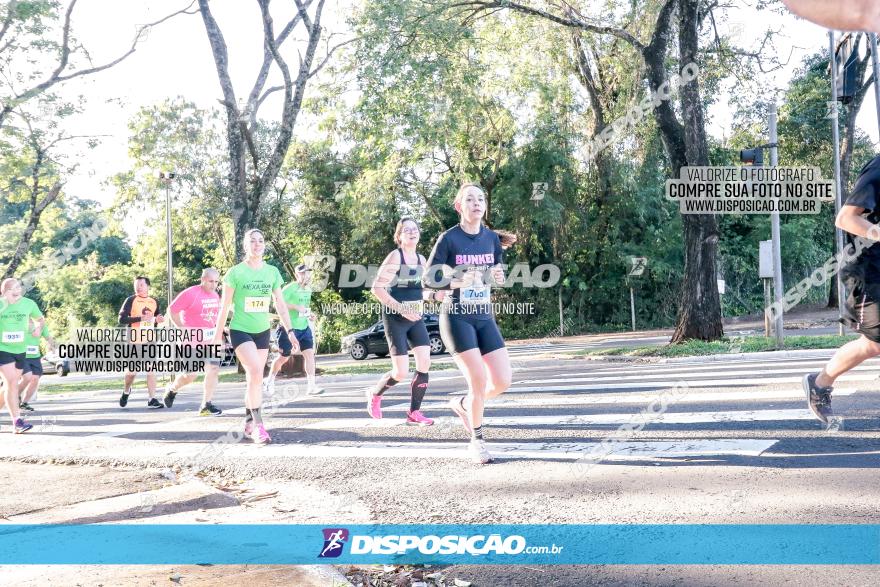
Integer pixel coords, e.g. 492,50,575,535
264,263,324,397
804,155,880,424
118,276,165,409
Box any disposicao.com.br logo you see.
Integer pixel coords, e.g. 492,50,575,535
318,528,349,558
318,528,563,558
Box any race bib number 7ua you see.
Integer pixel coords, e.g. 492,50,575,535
26,345,39,355
244,297,270,313
2,331,24,343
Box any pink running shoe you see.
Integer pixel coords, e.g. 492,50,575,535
252,424,271,444
406,410,434,426
449,397,472,433
366,389,382,419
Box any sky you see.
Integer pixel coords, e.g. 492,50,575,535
41,1,880,209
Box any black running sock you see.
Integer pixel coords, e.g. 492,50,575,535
472,425,484,440
374,372,398,396
410,371,429,412
245,408,253,423
250,407,263,426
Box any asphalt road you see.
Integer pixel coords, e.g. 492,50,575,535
3,348,880,584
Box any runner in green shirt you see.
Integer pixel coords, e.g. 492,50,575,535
0,277,44,434
265,262,324,397
212,229,297,445
20,322,55,412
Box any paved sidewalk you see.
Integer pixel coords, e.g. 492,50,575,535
0,461,352,586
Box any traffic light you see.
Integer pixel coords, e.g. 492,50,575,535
740,147,763,166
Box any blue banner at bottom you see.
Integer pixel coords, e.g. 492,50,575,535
1,524,878,565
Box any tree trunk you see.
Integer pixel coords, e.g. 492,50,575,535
198,0,249,259
4,217,40,280
571,32,616,269
638,0,721,341
669,0,722,341
198,0,326,261
442,0,724,340
3,182,62,280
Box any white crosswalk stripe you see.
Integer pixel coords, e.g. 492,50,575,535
26,354,877,464
387,387,859,411
241,438,778,460
300,409,817,430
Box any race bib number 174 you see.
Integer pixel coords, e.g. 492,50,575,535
244,297,270,313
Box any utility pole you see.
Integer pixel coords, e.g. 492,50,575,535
158,171,177,305
768,104,784,349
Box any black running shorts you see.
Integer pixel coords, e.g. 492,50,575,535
22,357,43,376
276,325,314,355
439,313,505,356
0,351,25,370
229,329,271,350
842,281,880,343
382,313,430,356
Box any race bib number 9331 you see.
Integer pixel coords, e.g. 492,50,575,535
2,331,24,343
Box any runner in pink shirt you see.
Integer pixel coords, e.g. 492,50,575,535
162,268,224,416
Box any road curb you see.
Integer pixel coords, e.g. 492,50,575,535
559,354,651,364
659,348,837,364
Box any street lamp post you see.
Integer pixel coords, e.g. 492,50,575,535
157,171,176,305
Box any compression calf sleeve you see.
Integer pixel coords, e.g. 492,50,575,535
250,407,263,426
410,371,429,411
374,372,398,396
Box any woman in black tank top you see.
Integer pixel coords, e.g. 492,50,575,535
366,217,446,426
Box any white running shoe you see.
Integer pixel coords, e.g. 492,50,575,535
469,439,493,464
262,377,276,398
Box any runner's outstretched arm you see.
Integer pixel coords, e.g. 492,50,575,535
783,0,880,31
836,204,880,238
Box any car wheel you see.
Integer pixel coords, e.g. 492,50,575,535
429,334,445,355
350,341,368,360
59,362,70,376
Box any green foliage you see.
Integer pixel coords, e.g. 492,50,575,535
8,1,878,351
312,289,378,354
720,48,876,317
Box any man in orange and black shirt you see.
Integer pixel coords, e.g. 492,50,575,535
118,276,165,409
